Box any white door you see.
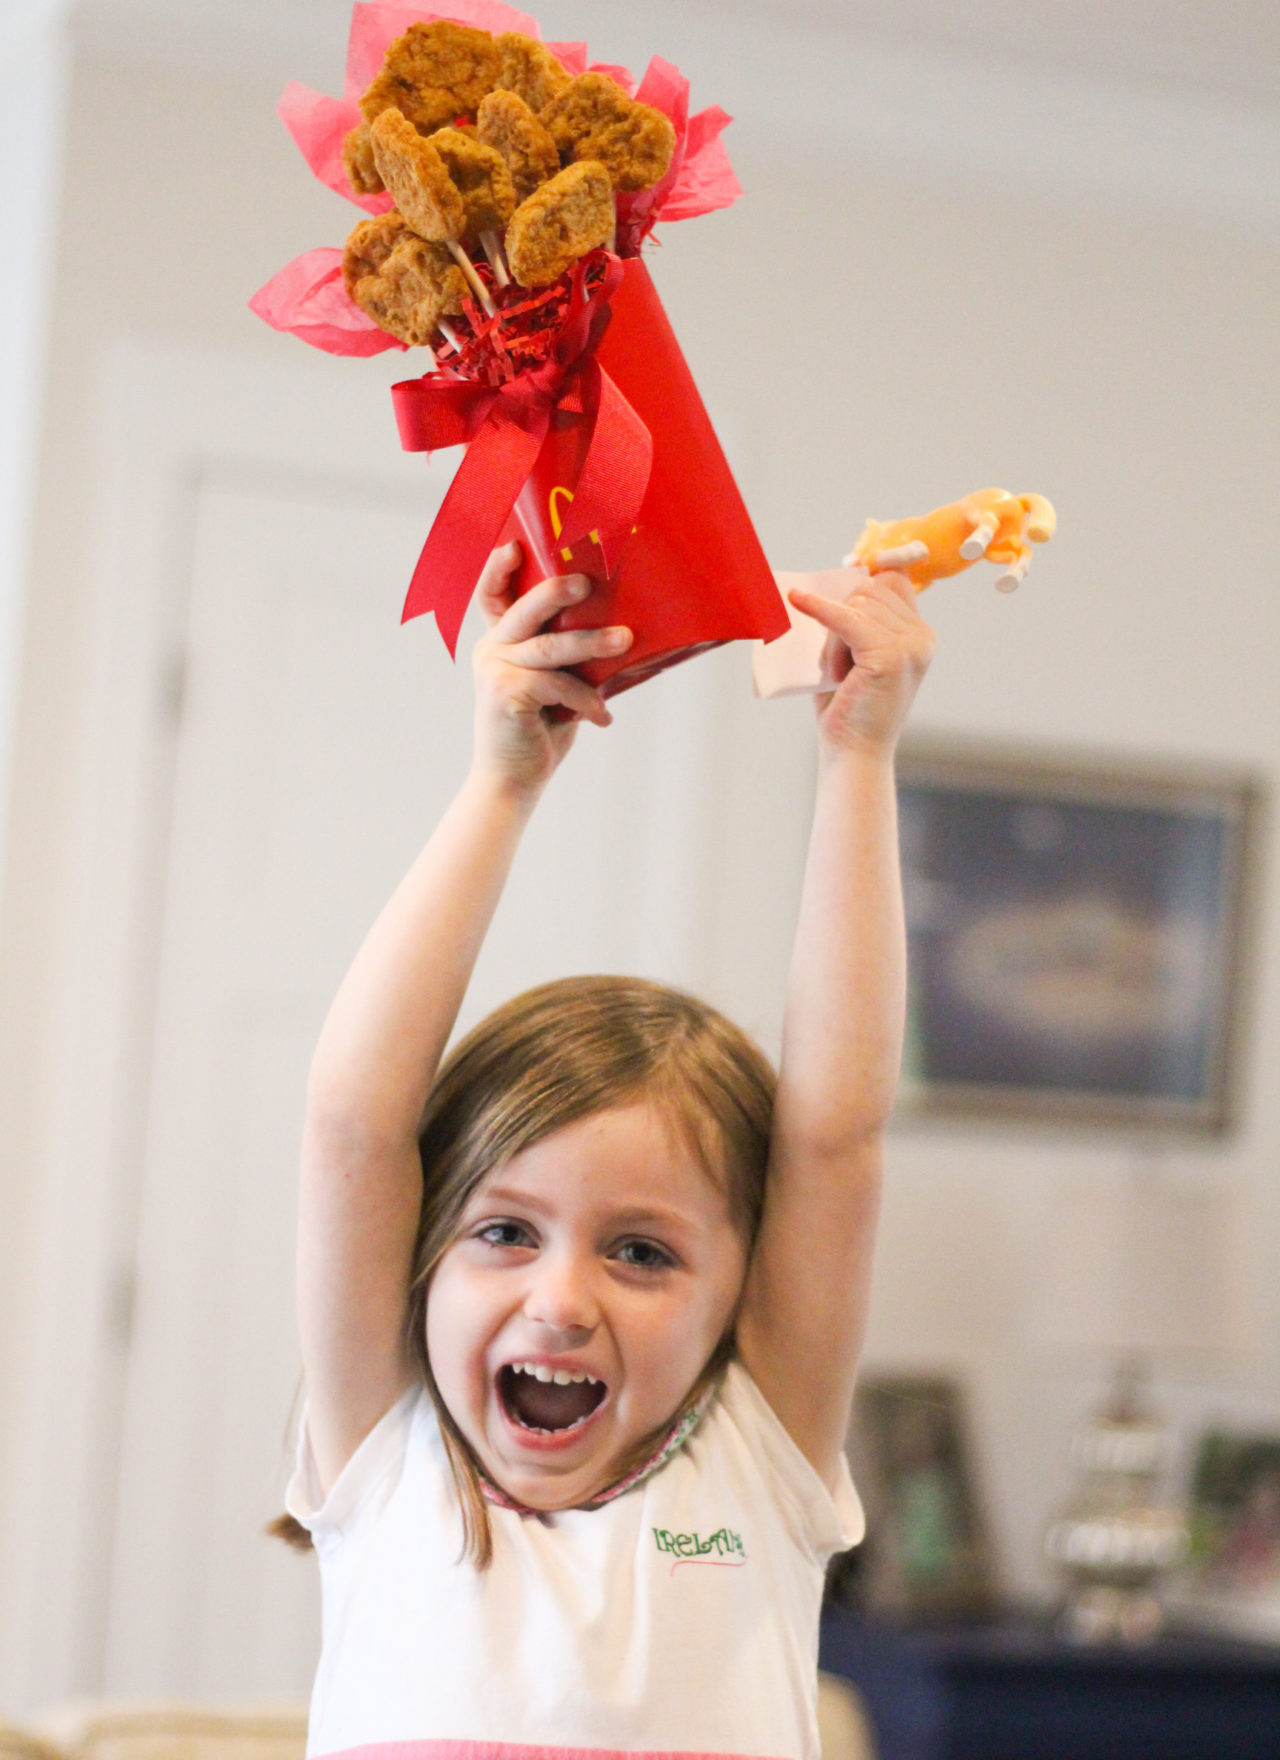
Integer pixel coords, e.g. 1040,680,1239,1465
99,429,808,1694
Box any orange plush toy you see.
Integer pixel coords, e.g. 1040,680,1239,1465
847,488,1056,594
753,487,1056,698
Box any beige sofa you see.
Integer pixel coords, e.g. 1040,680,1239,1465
2,1708,307,1760
2,1678,874,1760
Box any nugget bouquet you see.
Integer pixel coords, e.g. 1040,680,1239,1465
252,0,789,691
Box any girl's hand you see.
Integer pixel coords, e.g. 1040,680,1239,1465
782,567,935,759
471,543,632,794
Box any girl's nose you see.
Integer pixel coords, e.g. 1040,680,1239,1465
524,1253,598,1336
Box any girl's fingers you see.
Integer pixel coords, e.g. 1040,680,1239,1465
877,570,921,611
787,586,862,651
820,628,854,687
791,568,915,616
789,572,919,645
788,574,934,698
545,672,614,728
492,570,593,644
475,565,626,733
506,661,613,727
475,541,524,625
501,623,632,671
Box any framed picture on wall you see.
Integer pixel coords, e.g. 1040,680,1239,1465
831,1373,997,1621
1168,1427,1280,1641
894,742,1262,1134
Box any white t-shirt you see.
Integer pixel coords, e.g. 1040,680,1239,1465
287,1361,863,1760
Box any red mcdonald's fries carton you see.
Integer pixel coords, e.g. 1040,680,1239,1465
500,259,788,697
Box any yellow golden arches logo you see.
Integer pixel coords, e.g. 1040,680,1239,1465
548,485,576,562
548,485,602,562
549,485,637,559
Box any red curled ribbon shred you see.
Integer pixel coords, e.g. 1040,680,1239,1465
391,255,652,655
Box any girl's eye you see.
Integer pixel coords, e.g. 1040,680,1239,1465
477,1221,532,1249
614,1238,675,1271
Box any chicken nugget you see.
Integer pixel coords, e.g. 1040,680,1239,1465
540,72,675,192
370,108,465,241
494,32,571,114
427,125,517,237
342,124,383,195
343,213,467,346
360,20,501,133
342,211,405,289
505,160,614,287
476,90,560,202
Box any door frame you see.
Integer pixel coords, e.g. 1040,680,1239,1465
3,334,436,1704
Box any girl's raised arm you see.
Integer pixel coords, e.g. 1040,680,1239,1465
298,546,631,1495
736,568,934,1487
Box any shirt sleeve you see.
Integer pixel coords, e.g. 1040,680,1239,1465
286,1384,421,1550
722,1362,865,1562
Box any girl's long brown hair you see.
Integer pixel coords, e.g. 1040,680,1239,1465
274,975,775,1565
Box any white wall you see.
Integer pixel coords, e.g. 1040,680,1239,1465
658,126,1280,1591
1,0,1278,1706
0,1,72,1709
0,13,68,898
0,38,346,1714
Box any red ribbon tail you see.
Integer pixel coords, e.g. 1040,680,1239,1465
557,364,652,573
401,409,548,654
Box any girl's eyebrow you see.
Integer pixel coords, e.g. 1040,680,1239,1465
469,1182,550,1214
605,1206,702,1233
469,1185,705,1234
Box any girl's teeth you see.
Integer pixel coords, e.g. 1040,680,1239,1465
511,1361,598,1386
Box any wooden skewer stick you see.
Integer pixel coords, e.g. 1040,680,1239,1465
479,230,511,287
437,318,463,354
960,516,998,561
996,556,1030,593
867,540,929,570
446,240,496,317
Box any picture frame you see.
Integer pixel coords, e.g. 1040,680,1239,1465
832,1373,997,1622
1167,1427,1280,1642
895,741,1263,1134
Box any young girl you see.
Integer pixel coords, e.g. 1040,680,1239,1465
286,543,935,1759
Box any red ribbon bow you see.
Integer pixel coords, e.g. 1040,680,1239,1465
391,257,653,655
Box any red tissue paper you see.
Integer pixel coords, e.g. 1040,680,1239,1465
250,0,789,696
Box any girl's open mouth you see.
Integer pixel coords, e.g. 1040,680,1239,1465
497,1361,607,1435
